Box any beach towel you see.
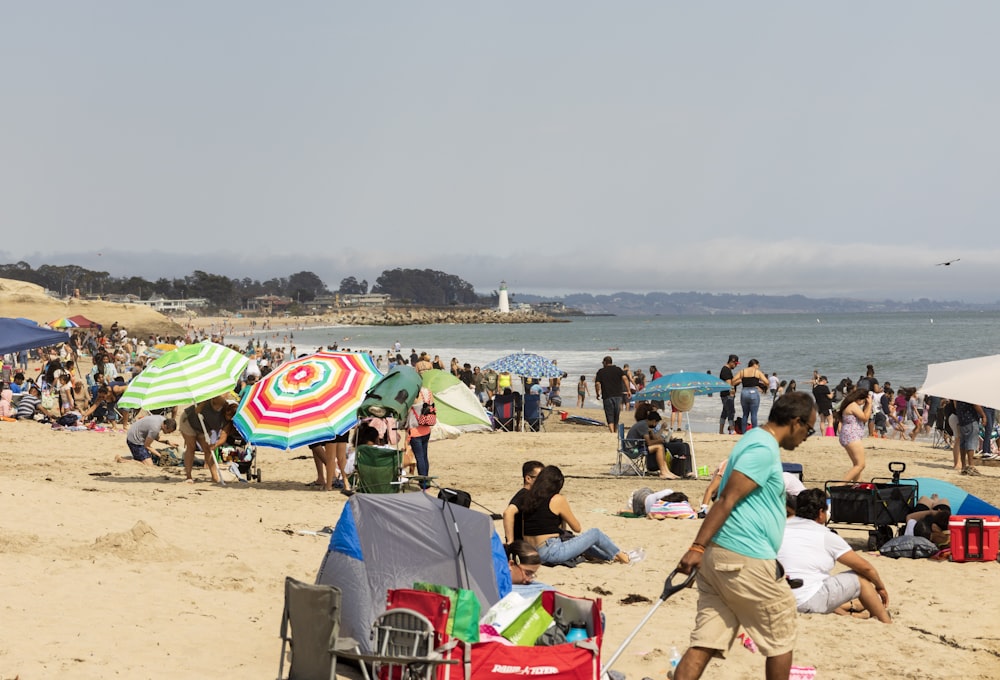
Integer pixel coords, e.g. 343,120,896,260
648,500,697,519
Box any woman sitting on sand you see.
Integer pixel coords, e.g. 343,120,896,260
779,488,892,624
514,465,644,566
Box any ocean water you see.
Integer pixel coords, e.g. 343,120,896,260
246,312,1000,430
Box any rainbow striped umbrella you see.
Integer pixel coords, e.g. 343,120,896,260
118,342,249,411
233,351,383,451
48,317,80,329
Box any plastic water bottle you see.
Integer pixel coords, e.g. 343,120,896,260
669,646,681,669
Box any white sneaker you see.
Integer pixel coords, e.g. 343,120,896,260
626,548,646,565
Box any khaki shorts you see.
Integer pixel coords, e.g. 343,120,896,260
689,544,797,657
178,410,206,438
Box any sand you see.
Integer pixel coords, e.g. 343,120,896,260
1,407,999,680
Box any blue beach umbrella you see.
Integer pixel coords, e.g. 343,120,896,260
631,372,733,402
913,477,1000,516
482,352,563,379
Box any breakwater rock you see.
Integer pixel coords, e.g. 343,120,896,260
322,308,565,326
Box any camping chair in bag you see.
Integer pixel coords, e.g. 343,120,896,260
613,423,649,477
353,445,405,494
521,393,546,432
339,589,461,680
492,393,518,432
277,576,360,680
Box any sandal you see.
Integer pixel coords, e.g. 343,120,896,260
305,480,322,487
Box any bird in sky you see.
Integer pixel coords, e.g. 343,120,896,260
935,258,961,266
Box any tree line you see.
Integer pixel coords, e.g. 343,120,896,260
0,262,489,310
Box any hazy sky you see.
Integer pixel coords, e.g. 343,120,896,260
2,3,998,302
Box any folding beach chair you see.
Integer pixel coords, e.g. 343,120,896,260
491,393,518,432
613,423,649,477
353,445,404,494
338,589,462,680
277,577,360,680
521,393,546,432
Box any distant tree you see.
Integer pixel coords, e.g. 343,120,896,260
338,276,368,295
287,270,328,302
372,268,478,305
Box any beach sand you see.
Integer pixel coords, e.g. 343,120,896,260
2,406,999,680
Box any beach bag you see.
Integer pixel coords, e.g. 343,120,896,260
879,535,938,559
418,402,438,426
666,439,692,477
414,582,480,643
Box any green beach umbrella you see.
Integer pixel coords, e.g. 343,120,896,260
118,341,249,411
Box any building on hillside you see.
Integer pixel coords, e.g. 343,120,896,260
132,296,209,312
247,295,294,314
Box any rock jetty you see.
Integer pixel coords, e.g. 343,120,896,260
319,307,565,326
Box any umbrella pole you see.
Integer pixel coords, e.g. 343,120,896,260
685,411,698,479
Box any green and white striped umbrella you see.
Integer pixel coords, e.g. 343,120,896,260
118,341,249,411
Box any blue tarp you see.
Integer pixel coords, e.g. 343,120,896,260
0,318,70,355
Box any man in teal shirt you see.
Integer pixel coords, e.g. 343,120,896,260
674,392,816,680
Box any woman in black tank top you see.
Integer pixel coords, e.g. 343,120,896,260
514,466,642,565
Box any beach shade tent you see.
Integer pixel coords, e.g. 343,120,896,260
631,372,734,480
67,314,101,328
913,477,1000,516
419,369,492,438
117,341,249,411
0,317,71,355
482,352,563,379
919,355,1000,411
233,351,383,450
357,365,423,420
316,492,508,654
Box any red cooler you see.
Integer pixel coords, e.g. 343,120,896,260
949,515,1000,562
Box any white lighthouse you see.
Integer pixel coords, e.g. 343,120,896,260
498,280,510,314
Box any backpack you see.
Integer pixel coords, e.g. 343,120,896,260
879,535,938,559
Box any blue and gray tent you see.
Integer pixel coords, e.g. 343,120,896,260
316,492,510,653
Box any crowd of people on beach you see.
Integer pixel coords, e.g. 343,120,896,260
7,320,999,679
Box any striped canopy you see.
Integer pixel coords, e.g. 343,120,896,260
118,342,249,411
233,351,383,450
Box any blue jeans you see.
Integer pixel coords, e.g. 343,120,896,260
536,528,620,564
741,388,761,429
983,409,995,454
409,433,431,488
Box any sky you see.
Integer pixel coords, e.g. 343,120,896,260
2,2,999,302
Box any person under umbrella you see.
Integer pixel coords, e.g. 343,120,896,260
178,394,229,483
